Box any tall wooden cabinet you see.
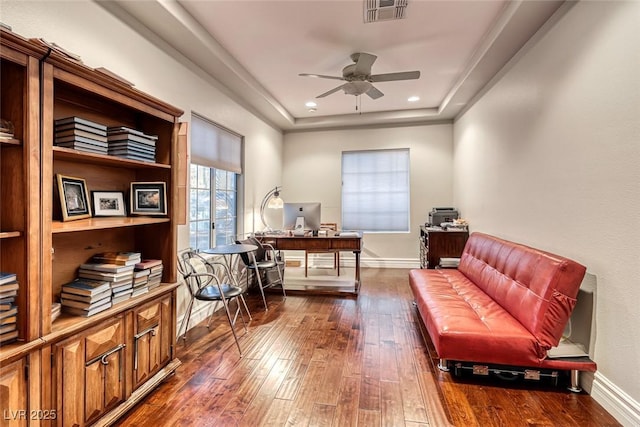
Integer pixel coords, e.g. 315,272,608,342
1,29,182,426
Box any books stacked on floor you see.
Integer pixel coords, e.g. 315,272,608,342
54,116,108,154
107,126,158,162
60,278,112,317
51,302,62,322
135,259,163,292
0,272,19,344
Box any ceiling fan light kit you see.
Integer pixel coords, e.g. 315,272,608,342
299,52,420,100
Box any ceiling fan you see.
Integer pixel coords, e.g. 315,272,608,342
299,52,420,99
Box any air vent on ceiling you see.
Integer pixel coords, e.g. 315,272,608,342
364,0,408,23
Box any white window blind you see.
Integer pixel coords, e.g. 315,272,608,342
191,113,242,174
342,149,410,232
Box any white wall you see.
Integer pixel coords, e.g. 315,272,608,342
453,1,640,424
2,0,283,333
283,124,453,265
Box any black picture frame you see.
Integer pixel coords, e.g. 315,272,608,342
130,182,167,215
57,174,91,221
91,191,126,217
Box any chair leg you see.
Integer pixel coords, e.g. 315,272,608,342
250,252,269,311
220,297,243,356
336,252,340,276
178,297,195,343
239,294,252,321
276,262,286,299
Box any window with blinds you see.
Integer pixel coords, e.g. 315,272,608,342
341,148,410,233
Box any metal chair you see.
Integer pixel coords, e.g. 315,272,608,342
177,250,249,355
235,236,286,311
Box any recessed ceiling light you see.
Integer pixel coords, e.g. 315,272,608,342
305,101,317,108
408,96,420,102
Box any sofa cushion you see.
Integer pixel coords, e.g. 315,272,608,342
458,233,585,350
410,269,546,365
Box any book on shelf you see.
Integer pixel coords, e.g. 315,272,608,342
55,134,109,147
107,126,157,140
0,272,17,285
131,286,149,298
79,262,135,274
150,265,163,275
133,268,150,279
92,252,141,266
61,294,111,310
0,300,16,311
61,278,111,297
111,281,133,294
54,116,106,131
63,300,112,317
0,289,18,300
78,270,134,282
60,288,111,304
0,323,17,335
135,259,162,270
0,329,19,344
0,306,18,319
107,142,156,154
54,141,108,154
133,276,148,286
55,129,108,142
0,281,19,293
55,122,108,136
112,290,133,305
51,302,61,322
0,315,17,325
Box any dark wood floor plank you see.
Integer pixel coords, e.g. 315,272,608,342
114,268,620,427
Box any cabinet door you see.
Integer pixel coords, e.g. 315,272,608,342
0,358,27,427
54,316,125,427
132,295,172,390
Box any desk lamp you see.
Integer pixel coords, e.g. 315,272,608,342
260,186,283,230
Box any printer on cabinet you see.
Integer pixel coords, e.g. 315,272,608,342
428,207,459,227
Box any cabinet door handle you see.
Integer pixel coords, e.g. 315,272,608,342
85,343,126,368
134,324,159,370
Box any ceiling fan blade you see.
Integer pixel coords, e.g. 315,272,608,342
353,52,377,75
366,85,384,100
316,84,348,98
299,73,345,81
370,71,421,82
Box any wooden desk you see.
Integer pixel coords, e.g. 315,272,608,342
257,233,363,294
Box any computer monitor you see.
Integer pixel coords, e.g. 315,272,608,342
283,202,321,231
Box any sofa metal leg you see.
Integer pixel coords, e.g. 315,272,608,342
567,370,582,393
438,359,449,372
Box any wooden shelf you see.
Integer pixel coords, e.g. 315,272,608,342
46,282,179,343
0,231,22,239
52,216,170,233
53,146,170,169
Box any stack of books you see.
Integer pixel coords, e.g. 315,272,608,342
90,251,141,305
60,278,112,317
78,262,135,302
54,116,109,154
0,272,19,344
131,268,150,298
135,259,163,292
107,126,158,162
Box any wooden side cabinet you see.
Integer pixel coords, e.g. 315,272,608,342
419,226,469,269
52,317,126,427
0,358,28,427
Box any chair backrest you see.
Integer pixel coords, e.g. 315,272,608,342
177,250,211,296
235,237,265,266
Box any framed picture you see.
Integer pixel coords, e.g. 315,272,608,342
130,182,167,215
57,174,91,221
91,191,126,217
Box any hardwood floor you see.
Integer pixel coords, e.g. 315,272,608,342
115,268,620,426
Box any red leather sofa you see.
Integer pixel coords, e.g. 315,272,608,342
409,232,596,391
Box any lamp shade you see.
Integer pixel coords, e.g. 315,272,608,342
260,186,283,230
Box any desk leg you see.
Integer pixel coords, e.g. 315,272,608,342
354,250,361,294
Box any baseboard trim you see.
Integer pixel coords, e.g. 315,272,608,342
591,371,640,426
288,254,419,269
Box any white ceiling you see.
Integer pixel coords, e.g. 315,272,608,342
103,0,566,131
